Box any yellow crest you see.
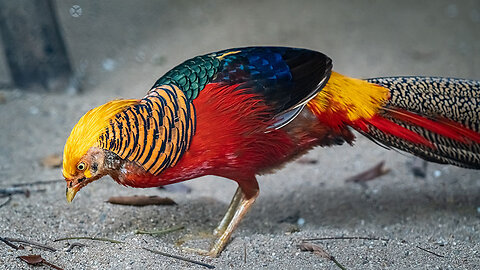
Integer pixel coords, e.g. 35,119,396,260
63,99,138,178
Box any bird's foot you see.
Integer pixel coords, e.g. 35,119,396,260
177,185,258,257
180,246,215,257
175,231,219,257
175,231,215,245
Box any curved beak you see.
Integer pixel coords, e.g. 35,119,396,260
66,185,79,203
65,174,101,202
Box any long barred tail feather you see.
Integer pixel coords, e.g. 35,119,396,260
359,77,480,169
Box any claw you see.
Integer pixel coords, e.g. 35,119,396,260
175,232,215,247
178,184,259,257
181,246,214,257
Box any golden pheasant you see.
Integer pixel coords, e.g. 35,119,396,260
63,47,480,257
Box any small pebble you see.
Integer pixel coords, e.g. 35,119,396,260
102,58,116,71
436,239,448,246
29,106,39,115
297,218,305,226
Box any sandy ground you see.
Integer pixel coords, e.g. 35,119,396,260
0,0,479,269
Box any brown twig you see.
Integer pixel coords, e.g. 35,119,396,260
0,196,11,208
3,237,56,252
142,247,215,269
244,242,247,264
0,187,30,197
54,236,124,244
65,242,86,252
416,245,445,258
11,179,63,187
0,237,22,250
302,236,390,242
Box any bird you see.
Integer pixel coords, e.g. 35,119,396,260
62,46,480,257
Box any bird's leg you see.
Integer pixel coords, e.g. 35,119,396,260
207,186,258,257
213,187,242,236
176,188,242,245
181,177,259,257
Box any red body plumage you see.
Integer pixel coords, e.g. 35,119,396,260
120,83,296,189
119,82,355,195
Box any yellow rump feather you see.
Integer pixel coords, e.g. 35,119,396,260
63,99,138,178
309,71,390,121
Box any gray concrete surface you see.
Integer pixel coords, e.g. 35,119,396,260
0,0,479,269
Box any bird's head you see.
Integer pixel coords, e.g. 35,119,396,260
63,99,137,202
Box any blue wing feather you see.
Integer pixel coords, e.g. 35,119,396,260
212,47,332,115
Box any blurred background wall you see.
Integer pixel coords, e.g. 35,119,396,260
0,0,479,94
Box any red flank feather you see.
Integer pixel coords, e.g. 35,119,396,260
441,119,480,144
388,109,468,143
383,108,480,144
364,115,434,148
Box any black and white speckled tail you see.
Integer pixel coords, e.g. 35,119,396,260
364,76,480,169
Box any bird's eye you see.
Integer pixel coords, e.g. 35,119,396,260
77,162,86,171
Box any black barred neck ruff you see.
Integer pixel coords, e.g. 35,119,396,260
97,84,196,176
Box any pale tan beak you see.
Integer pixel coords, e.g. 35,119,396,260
66,185,79,203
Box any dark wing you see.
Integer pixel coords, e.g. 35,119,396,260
212,47,332,116
153,46,332,128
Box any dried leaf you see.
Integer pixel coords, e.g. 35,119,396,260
345,161,390,183
299,242,332,259
41,154,63,168
107,195,176,206
299,242,347,270
19,255,43,265
18,255,63,270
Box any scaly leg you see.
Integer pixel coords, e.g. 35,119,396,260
181,178,259,257
213,187,242,236
176,187,242,245
207,187,258,257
